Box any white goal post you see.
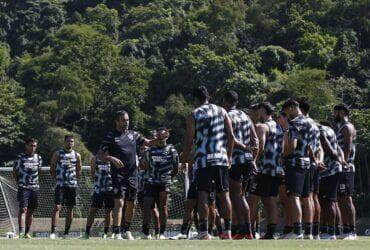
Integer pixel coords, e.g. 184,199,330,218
0,166,188,237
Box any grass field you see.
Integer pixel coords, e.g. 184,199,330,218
1,237,370,250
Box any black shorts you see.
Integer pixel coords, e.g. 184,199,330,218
187,180,215,203
91,191,115,209
229,162,252,183
137,190,144,204
250,174,280,197
319,174,340,202
55,186,77,207
144,183,170,198
113,177,138,201
338,172,355,197
310,167,320,194
17,187,38,210
197,165,229,193
285,166,310,198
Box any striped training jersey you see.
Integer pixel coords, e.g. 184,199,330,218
319,125,342,177
145,144,179,186
307,117,322,169
336,121,356,172
15,153,42,190
260,119,284,176
56,149,78,187
228,108,254,165
93,157,113,193
193,103,229,169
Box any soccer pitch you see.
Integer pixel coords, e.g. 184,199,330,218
1,238,370,250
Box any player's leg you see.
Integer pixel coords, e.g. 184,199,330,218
17,187,27,237
64,187,77,237
335,202,343,237
248,173,261,238
84,192,102,238
197,166,213,239
279,180,293,238
122,186,137,240
112,183,125,239
142,184,156,238
158,189,169,238
312,169,321,239
208,199,216,236
51,186,63,238
339,172,356,239
24,190,38,238
215,165,232,239
260,176,279,239
301,168,314,239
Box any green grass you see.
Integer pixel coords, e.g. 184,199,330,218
1,237,370,250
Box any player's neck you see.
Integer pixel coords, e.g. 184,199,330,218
25,151,35,156
64,147,73,153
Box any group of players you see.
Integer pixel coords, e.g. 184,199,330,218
12,85,357,241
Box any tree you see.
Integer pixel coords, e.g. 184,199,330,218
256,45,294,74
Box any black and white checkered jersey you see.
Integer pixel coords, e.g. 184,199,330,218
319,125,342,177
287,114,312,168
336,121,356,172
260,119,284,176
193,103,229,168
93,157,113,193
15,153,42,190
228,108,254,165
307,117,322,169
145,144,179,186
56,149,78,187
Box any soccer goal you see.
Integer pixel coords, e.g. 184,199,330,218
0,166,188,237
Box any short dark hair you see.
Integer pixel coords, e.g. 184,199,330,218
114,110,129,121
249,103,260,110
223,90,238,105
64,134,74,141
334,103,350,115
259,102,275,115
296,97,310,114
192,86,209,103
156,127,167,132
25,137,37,145
282,98,299,110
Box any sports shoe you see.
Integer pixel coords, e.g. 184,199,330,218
304,234,313,240
254,232,261,240
351,233,357,240
219,231,232,240
114,233,123,240
232,234,245,240
245,233,254,240
24,233,32,239
124,231,134,240
143,234,152,240
284,233,303,240
343,233,356,240
159,234,166,240
170,233,188,240
50,233,56,240
101,233,107,239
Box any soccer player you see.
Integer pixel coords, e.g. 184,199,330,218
318,121,343,240
99,110,159,240
334,104,357,240
223,91,258,240
297,98,324,240
182,86,235,240
252,102,284,239
50,134,82,239
83,155,114,239
141,127,179,239
13,138,42,239
279,99,313,239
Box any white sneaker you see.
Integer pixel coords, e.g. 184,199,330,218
284,233,303,240
101,233,107,239
170,233,188,240
343,233,356,240
304,234,313,240
313,235,320,240
143,234,152,240
124,231,135,240
321,233,336,240
114,233,123,240
159,234,166,240
351,233,357,240
50,233,56,240
255,232,261,240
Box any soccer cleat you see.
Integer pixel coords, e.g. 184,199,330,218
304,234,313,240
50,233,57,240
101,233,107,239
124,231,134,240
254,232,261,240
143,234,153,240
232,234,244,240
219,231,232,240
245,233,254,240
159,234,166,240
169,233,188,240
114,233,123,240
284,233,304,240
154,234,160,240
343,233,356,240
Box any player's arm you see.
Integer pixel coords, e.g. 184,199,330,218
76,153,82,180
140,150,150,171
90,156,96,180
50,151,59,181
250,122,259,159
255,124,268,163
223,110,235,166
12,158,20,183
172,148,180,177
282,126,297,157
320,134,339,161
98,133,124,168
182,115,195,164
341,125,355,162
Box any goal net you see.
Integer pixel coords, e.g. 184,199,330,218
0,166,187,237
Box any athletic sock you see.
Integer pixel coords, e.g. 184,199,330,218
343,224,350,234
64,225,71,235
113,226,120,234
231,224,238,235
349,225,356,234
208,225,213,235
245,223,252,235
160,225,166,234
255,223,260,234
19,226,24,234
304,222,313,235
224,219,231,232
335,224,342,236
199,220,208,234
142,224,150,235
124,222,131,232
155,227,160,235
51,225,56,234
312,222,320,236
104,226,109,234
328,226,335,236
283,226,293,234
25,225,30,235
85,226,91,235
293,222,302,235
321,224,328,234
216,224,223,235
265,224,276,238
181,223,189,235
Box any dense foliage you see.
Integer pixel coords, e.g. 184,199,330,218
0,0,369,213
